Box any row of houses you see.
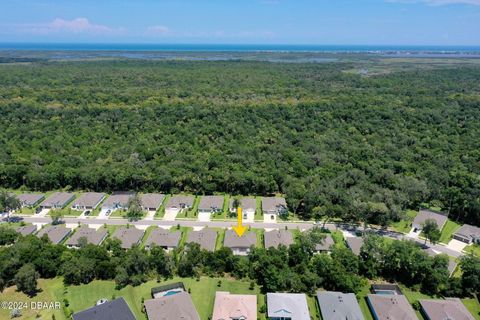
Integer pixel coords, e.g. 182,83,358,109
16,224,337,256
14,191,288,219
413,209,480,245
72,283,476,320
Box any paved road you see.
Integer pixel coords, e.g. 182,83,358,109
8,214,463,258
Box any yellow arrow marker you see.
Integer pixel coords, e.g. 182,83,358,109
233,207,247,237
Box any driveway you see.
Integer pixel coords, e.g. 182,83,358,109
164,208,179,221
37,208,50,217
144,210,157,221
446,239,468,252
198,212,211,222
97,208,111,219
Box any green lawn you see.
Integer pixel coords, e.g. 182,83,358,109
255,197,263,221
155,194,171,219
439,220,462,244
215,228,226,250
464,244,480,258
140,226,157,248
391,209,417,233
331,230,346,248
353,283,374,320
0,276,269,320
250,228,265,248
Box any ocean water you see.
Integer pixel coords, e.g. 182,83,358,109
0,43,479,52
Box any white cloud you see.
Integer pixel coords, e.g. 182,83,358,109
13,18,125,35
387,0,480,5
145,25,171,36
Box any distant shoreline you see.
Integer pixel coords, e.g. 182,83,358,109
1,43,480,53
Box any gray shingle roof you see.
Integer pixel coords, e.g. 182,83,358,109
315,234,335,251
102,192,135,209
66,226,108,246
72,297,136,320
230,198,256,211
166,195,194,209
71,192,106,208
346,237,364,256
264,229,294,249
140,193,165,210
262,197,287,214
112,227,144,249
145,229,181,248
454,224,480,242
414,210,448,230
16,193,45,207
144,291,200,320
36,225,71,244
223,230,256,249
419,298,475,320
198,196,224,211
267,293,310,320
40,192,75,208
367,294,418,320
186,228,217,251
317,291,365,320
16,225,37,236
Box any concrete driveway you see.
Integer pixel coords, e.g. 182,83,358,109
97,208,111,219
198,212,211,222
144,210,157,221
37,208,50,217
164,208,179,221
447,239,468,252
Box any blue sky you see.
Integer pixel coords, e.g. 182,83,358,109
0,0,479,45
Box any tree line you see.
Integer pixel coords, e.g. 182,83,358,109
0,226,478,302
0,61,479,227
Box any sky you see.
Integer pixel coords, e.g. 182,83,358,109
0,0,479,45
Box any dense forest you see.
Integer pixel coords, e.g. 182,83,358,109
0,60,479,226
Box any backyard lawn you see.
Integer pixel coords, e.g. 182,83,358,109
439,220,462,244
0,276,271,320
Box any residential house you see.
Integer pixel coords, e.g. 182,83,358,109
419,298,475,320
112,227,145,249
262,197,288,221
452,224,480,244
412,209,448,232
144,291,200,320
140,193,165,212
72,297,136,320
198,195,224,214
39,192,75,209
223,230,257,256
314,234,335,253
264,229,293,249
267,292,310,320
165,195,194,213
16,225,37,236
145,228,181,251
212,291,257,320
101,192,135,211
367,294,418,320
230,198,257,222
36,225,71,244
186,228,217,251
345,237,364,256
317,291,364,320
16,193,45,208
65,226,108,248
71,192,106,211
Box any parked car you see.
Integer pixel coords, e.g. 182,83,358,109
106,210,111,216
84,210,91,216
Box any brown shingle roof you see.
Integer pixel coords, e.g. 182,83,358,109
186,228,217,251
40,192,75,208
112,227,144,249
36,225,71,244
367,294,418,320
223,230,256,249
419,298,474,320
71,192,106,208
145,229,181,248
264,229,293,249
66,226,108,246
144,292,200,320
140,193,165,210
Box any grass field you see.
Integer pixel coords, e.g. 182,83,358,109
439,220,462,244
465,244,480,258
0,276,272,320
154,194,170,219
391,209,417,233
